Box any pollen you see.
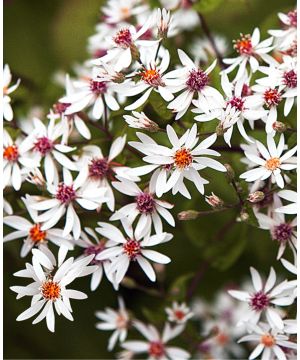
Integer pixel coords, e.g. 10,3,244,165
263,88,282,107
3,145,19,162
123,239,141,260
265,157,281,171
234,34,253,55
149,341,165,358
260,334,276,347
29,224,47,244
140,68,164,87
41,280,61,301
174,148,193,169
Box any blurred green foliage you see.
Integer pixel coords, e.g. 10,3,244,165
4,0,295,358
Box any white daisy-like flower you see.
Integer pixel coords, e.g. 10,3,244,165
3,64,20,121
256,196,297,259
111,177,175,238
275,190,297,214
166,49,221,119
223,28,274,79
238,322,297,360
165,302,194,324
120,48,174,111
129,124,226,198
121,321,190,360
73,135,138,212
10,247,96,332
3,130,39,191
240,134,297,189
24,117,77,184
59,67,120,120
76,227,117,291
269,9,297,53
228,267,296,330
28,168,108,240
4,196,73,257
95,297,130,350
123,111,159,132
95,221,172,284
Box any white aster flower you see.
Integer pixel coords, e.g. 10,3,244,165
28,168,108,240
228,267,296,330
111,177,175,238
166,49,221,119
3,130,39,191
95,222,172,284
129,124,226,198
238,322,297,360
3,64,20,121
240,134,297,189
275,190,297,214
122,321,190,360
165,302,193,324
95,297,130,350
10,247,96,332
223,28,274,79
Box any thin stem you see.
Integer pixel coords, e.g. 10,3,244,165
102,95,109,131
231,179,244,205
154,41,162,61
186,260,209,301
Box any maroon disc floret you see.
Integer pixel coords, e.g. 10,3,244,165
148,341,165,359
287,10,297,28
123,239,141,260
114,28,133,48
34,137,54,156
272,223,293,243
250,291,270,311
88,158,110,179
53,102,71,115
283,70,297,88
56,183,77,204
90,80,107,95
227,96,245,111
186,69,209,92
84,241,106,265
136,192,155,214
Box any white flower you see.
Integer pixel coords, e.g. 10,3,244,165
228,267,296,330
238,322,297,360
95,297,130,350
165,302,193,324
95,221,172,284
166,49,221,119
124,111,159,132
120,48,174,111
256,196,297,259
4,197,73,257
122,321,190,360
76,227,117,291
10,247,96,332
275,190,297,214
129,124,226,198
223,28,274,79
28,168,108,240
240,134,297,189
3,130,39,191
3,64,20,121
190,35,228,63
111,177,175,238
59,67,120,120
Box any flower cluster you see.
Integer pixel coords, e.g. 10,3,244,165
3,1,297,359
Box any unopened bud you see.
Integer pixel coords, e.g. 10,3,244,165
272,121,287,133
177,210,199,220
247,191,265,203
205,192,224,208
121,277,138,289
157,8,172,39
112,72,125,83
26,169,46,189
224,163,235,180
124,112,160,132
240,210,249,221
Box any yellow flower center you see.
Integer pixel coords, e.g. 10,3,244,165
260,334,276,347
140,68,163,87
265,157,281,171
174,148,193,169
29,224,47,244
3,145,19,162
41,280,61,301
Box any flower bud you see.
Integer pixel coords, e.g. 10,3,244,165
112,72,125,84
124,112,160,132
205,192,224,208
130,44,140,61
272,121,287,133
26,169,46,189
177,210,199,220
247,191,265,203
224,163,235,180
240,210,249,221
157,8,172,39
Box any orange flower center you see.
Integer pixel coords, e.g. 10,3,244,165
140,68,163,87
265,157,281,171
174,148,193,169
234,34,253,55
121,7,130,18
216,332,230,346
29,224,47,244
174,310,185,320
41,280,61,301
3,86,8,95
3,145,19,162
260,334,276,347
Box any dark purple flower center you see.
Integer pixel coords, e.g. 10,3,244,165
186,69,209,92
88,158,109,179
283,70,297,88
34,137,54,156
84,241,106,265
90,80,107,95
123,239,141,260
241,83,252,97
53,102,71,115
227,96,245,111
136,192,155,214
114,28,133,48
272,223,293,243
250,291,270,311
56,183,76,204
287,10,297,28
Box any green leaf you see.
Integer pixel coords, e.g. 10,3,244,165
193,0,224,14
168,273,194,301
148,91,173,121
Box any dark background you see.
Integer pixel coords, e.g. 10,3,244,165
4,0,295,358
